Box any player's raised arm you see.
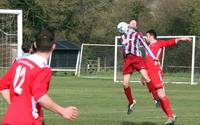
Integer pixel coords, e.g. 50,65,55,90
175,37,192,43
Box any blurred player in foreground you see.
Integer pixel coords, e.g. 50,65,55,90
14,40,34,62
0,29,78,125
1,38,35,105
144,29,191,125
117,20,157,114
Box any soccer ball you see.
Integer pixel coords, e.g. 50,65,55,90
117,22,128,34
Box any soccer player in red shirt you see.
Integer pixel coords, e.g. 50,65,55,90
1,40,34,106
0,29,78,125
120,20,157,114
144,29,191,125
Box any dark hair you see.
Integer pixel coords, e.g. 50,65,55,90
35,28,55,52
22,32,34,53
21,40,33,53
146,29,157,39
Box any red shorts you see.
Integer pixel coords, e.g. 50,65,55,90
148,68,164,89
123,54,145,75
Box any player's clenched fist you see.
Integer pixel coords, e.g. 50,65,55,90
61,106,78,120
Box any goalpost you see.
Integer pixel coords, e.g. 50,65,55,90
0,9,23,72
78,36,200,85
78,43,116,79
114,36,199,85
0,9,23,115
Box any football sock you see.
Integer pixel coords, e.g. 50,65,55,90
147,81,159,100
160,96,173,118
160,100,167,115
124,86,133,105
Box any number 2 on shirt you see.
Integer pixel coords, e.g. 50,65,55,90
13,65,26,94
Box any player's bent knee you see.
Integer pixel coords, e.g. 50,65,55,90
140,70,150,82
157,88,165,98
122,82,129,88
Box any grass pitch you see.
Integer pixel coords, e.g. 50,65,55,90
42,76,200,125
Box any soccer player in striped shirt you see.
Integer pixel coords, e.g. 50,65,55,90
120,20,157,114
144,29,191,125
0,29,78,125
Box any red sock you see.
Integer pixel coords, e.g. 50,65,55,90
160,96,173,118
160,100,167,115
147,81,159,100
124,86,133,105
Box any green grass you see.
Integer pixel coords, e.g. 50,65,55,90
79,70,199,83
0,76,199,124
40,76,200,125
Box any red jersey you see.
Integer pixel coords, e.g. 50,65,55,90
0,54,52,125
145,39,176,70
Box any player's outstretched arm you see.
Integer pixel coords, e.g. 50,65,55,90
176,37,192,43
38,95,78,120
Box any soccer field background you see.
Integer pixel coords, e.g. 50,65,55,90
45,76,200,125
1,75,200,125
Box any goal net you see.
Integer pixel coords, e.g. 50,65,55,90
114,36,200,85
0,9,23,115
78,44,115,79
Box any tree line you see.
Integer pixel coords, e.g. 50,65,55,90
1,0,199,44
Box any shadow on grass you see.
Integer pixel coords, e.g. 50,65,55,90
122,121,157,125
